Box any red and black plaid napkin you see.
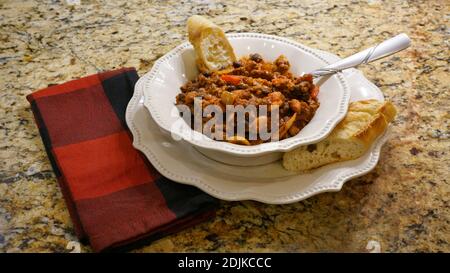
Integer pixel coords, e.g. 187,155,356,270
26,68,218,252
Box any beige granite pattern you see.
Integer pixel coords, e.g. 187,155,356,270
0,0,449,252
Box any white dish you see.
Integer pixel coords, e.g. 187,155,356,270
141,33,350,166
125,48,387,204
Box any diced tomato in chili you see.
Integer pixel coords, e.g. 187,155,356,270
310,86,319,99
221,75,242,85
301,74,313,82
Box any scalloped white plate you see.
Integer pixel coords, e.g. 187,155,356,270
141,33,350,161
125,48,387,204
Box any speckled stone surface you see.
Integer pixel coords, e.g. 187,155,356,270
0,0,449,253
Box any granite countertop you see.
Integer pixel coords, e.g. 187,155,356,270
0,0,448,253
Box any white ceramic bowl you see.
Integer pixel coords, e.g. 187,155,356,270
142,33,350,166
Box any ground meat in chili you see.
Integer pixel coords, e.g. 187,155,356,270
176,54,320,145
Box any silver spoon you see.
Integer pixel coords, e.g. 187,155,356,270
307,33,411,78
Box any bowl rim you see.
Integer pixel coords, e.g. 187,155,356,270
142,32,350,156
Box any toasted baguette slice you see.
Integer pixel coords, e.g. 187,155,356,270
187,15,236,72
282,100,397,172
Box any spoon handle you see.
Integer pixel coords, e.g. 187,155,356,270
310,33,411,78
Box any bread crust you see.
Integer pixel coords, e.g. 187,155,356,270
354,112,389,149
282,100,397,171
352,100,397,149
187,15,236,72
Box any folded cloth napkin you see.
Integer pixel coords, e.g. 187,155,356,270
26,68,218,252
